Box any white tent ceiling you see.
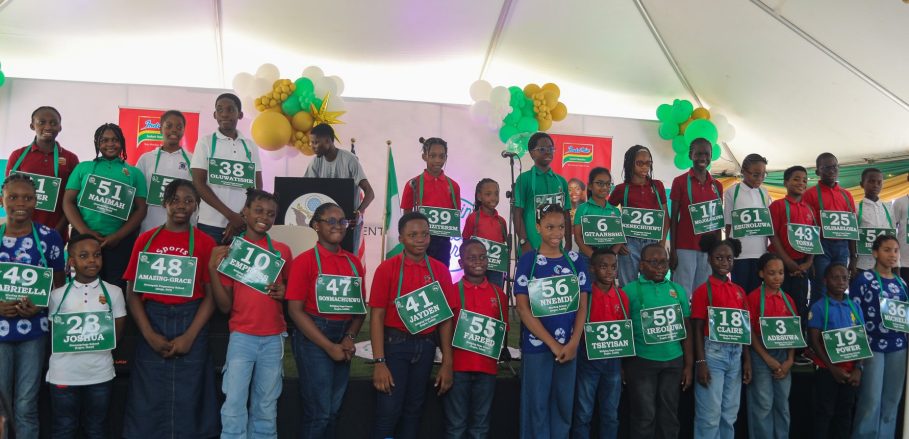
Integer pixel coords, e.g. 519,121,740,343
2,0,908,170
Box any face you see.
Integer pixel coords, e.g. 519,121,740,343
0,181,36,223
785,170,808,196
709,244,734,277
30,109,61,142
214,97,242,132
759,259,785,290
742,162,767,188
97,129,122,159
313,206,349,245
310,134,333,157
69,239,102,279
689,142,712,171
458,243,488,278
243,199,277,235
164,185,198,225
861,172,883,199
825,265,850,295
639,246,669,281
589,173,611,201
633,149,653,178
592,254,618,286
535,211,564,249
816,156,839,185
399,219,431,256
568,181,585,203
477,182,499,211
872,238,900,270
422,144,447,174
529,137,554,167
161,115,185,148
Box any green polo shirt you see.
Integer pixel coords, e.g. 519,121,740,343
66,158,148,236
572,199,621,225
515,166,569,250
624,276,691,361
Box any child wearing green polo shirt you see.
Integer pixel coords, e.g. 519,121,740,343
514,132,571,255
623,243,693,439
62,123,147,290
573,167,621,261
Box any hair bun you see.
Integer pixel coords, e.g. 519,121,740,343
418,137,426,144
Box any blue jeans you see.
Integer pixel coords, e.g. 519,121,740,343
747,348,791,439
373,329,437,439
731,258,761,294
351,222,363,255
0,336,45,439
852,349,907,439
672,249,710,299
49,380,112,439
694,339,742,439
520,351,577,439
220,332,285,439
293,317,353,439
619,237,658,286
442,371,496,439
812,239,850,302
571,356,621,439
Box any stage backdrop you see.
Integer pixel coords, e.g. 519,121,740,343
549,134,613,184
118,107,200,165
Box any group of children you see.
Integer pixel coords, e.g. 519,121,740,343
2,94,908,439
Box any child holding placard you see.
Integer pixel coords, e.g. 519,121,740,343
462,178,508,287
723,153,773,293
46,234,126,438
573,167,622,261
135,110,194,233
514,132,572,255
853,168,893,274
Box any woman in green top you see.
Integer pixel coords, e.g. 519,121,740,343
62,123,147,289
573,167,621,261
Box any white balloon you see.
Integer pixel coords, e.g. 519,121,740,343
469,80,492,102
285,146,301,158
232,73,254,94
329,76,345,95
487,119,504,130
313,77,338,99
302,66,325,80
325,96,346,112
469,100,493,123
489,86,509,105
252,77,272,96
255,64,280,83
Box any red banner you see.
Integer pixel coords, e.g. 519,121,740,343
549,134,613,184
118,107,200,165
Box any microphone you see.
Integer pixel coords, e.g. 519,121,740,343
501,150,519,158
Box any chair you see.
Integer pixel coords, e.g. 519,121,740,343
269,224,318,258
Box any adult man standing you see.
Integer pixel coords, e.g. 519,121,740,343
304,124,375,254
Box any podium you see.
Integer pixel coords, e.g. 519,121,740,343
273,177,356,253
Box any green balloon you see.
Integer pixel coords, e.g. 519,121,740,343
504,107,522,124
671,99,694,123
658,122,679,140
505,132,532,158
674,153,693,170
0,71,5,88
294,77,314,93
282,98,302,116
656,103,673,122
672,135,688,154
517,117,539,133
684,119,719,145
312,98,323,109
523,97,534,115
499,125,518,143
712,143,721,161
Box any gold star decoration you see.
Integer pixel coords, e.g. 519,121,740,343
309,91,346,130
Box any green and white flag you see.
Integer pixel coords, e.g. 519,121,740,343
384,147,404,259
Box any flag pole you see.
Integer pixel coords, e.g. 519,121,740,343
380,140,392,259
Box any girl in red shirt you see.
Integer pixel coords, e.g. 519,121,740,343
462,178,508,287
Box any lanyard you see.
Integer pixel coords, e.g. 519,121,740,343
822,295,861,331
417,173,456,208
0,223,48,268
785,198,817,226
152,147,191,174
732,183,767,209
632,276,671,310
623,182,663,211
857,199,893,228
395,254,437,299
686,173,720,205
10,142,60,177
314,244,359,277
211,133,251,162
142,225,195,256
239,231,277,254
472,209,507,242
705,278,746,308
528,250,577,280
530,167,561,200
872,270,908,302
759,283,796,317
816,184,853,212
586,284,627,323
54,279,113,315
581,198,619,217
458,279,504,322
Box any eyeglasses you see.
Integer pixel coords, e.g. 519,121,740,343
642,259,669,268
744,171,767,179
592,180,612,188
635,160,654,167
533,146,555,154
317,218,351,228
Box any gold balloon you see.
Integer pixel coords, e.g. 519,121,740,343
251,112,293,150
543,91,558,110
292,111,315,132
524,83,541,98
551,102,568,121
691,107,710,120
680,118,692,134
538,117,553,131
300,141,315,156
541,83,560,99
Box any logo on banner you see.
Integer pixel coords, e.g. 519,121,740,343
137,117,163,151
562,143,594,166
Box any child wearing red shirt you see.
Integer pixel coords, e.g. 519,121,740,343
462,178,508,287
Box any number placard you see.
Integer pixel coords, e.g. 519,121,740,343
822,325,873,363
133,253,197,297
12,172,61,212
759,316,807,349
527,274,580,317
621,207,664,241
580,215,626,246
417,206,461,238
640,303,686,344
217,238,286,294
730,207,774,238
857,227,896,256
584,319,636,360
394,281,454,334
475,237,509,273
880,297,909,333
688,199,723,235
0,262,53,306
534,192,564,209
207,158,255,189
146,174,176,206
707,307,752,345
786,224,824,255
819,211,859,240
51,311,116,353
452,309,506,359
77,175,136,221
315,274,366,314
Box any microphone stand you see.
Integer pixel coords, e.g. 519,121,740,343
500,150,521,372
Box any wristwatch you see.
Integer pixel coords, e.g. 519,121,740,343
374,357,386,364
345,333,356,340
519,238,527,246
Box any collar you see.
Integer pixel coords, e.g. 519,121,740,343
462,278,490,289
73,278,101,289
818,182,840,191
94,156,124,164
784,194,804,204
214,130,245,141
738,182,761,192
636,275,667,285
861,197,881,206
28,142,56,153
160,147,187,155
476,208,497,220
316,241,346,257
583,198,610,209
708,276,730,286
593,283,616,295
687,168,714,183
421,169,447,181
531,166,554,176
827,295,849,304
401,253,428,267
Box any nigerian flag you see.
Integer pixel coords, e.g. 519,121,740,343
384,147,403,259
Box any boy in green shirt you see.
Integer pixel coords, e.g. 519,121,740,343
514,132,571,255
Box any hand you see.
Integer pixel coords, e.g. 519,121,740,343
209,246,230,271
101,232,122,249
765,358,782,375
681,365,693,391
669,249,678,271
830,366,851,384
742,361,752,385
556,341,579,363
15,298,40,318
373,363,395,394
775,360,793,380
848,368,862,387
611,244,630,256
0,300,20,318
696,362,711,387
166,333,195,357
326,344,347,362
226,212,245,232
351,210,362,225
435,362,453,395
266,282,286,301
340,337,356,361
783,258,801,276
797,261,813,276
145,331,174,358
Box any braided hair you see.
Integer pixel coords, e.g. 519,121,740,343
161,178,199,206
419,137,448,154
621,145,653,183
92,123,128,161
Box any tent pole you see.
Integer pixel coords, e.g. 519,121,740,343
478,0,515,79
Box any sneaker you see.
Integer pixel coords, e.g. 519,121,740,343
794,352,814,366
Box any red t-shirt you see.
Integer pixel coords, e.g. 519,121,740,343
123,227,216,305
670,170,724,251
802,183,857,236
609,179,667,211
768,196,816,260
6,143,80,240
218,235,291,336
368,254,460,335
462,210,507,242
690,276,748,337
746,287,798,335
286,243,367,321
452,279,508,375
587,284,631,323
401,170,461,210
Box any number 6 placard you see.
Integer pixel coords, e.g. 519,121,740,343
217,238,286,294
